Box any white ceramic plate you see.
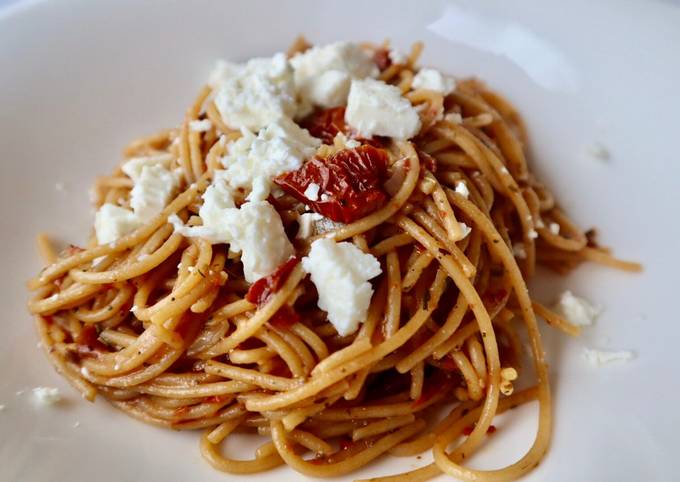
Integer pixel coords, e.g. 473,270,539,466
1,0,678,480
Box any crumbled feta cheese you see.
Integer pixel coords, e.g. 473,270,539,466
80,367,90,378
586,142,610,161
291,42,378,111
582,348,634,366
226,201,294,282
528,229,538,239
549,222,560,235
297,212,324,239
388,48,408,65
94,203,141,245
221,117,320,201
303,183,320,201
500,166,509,174
211,52,297,131
411,68,456,95
130,164,179,221
459,223,472,239
333,132,361,149
189,119,213,132
535,218,545,229
169,171,235,242
554,290,601,326
174,198,293,283
345,78,421,139
454,181,469,199
302,239,382,336
121,153,174,181
320,193,331,202
512,243,527,259
32,387,61,405
444,112,463,124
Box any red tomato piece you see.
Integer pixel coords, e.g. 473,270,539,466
301,107,347,145
246,257,300,307
275,145,389,224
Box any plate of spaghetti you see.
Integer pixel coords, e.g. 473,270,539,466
1,0,679,481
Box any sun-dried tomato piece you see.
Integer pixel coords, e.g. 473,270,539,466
301,107,347,145
373,47,392,71
246,257,300,307
275,145,389,224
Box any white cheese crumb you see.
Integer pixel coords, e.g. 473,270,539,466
303,183,320,202
302,238,382,336
130,164,179,222
211,52,297,131
94,204,141,245
528,229,538,239
411,68,456,95
80,367,90,378
582,348,634,365
297,212,324,239
220,117,320,201
173,198,293,283
388,48,408,65
459,223,472,239
333,132,360,149
345,78,421,140
121,153,174,181
98,153,177,245
291,42,378,112
500,166,509,174
32,387,61,405
549,222,560,235
320,193,331,202
554,290,601,326
454,181,469,199
535,218,545,229
586,142,610,161
512,243,527,259
444,112,463,124
189,119,213,132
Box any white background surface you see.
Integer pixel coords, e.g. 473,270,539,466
1,0,679,481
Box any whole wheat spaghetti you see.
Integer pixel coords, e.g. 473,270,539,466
27,38,640,481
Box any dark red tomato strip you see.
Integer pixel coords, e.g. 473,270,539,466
275,145,389,224
246,257,301,332
246,257,300,307
301,107,348,145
